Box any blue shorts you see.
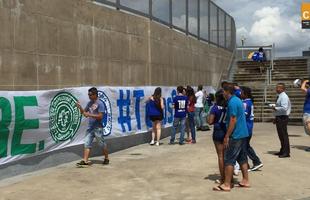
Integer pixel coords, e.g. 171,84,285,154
213,128,226,143
84,127,106,149
224,138,248,166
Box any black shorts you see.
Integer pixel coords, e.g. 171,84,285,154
150,115,163,122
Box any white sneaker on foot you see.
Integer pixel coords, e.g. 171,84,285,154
248,163,263,172
149,140,155,145
156,141,159,146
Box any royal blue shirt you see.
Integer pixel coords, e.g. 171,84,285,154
210,104,227,132
147,99,162,117
85,99,105,129
243,98,254,135
226,95,249,139
304,89,310,114
173,94,188,118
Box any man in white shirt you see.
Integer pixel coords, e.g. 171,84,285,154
273,83,291,158
195,85,204,130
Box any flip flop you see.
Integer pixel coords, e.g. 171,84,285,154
213,185,230,192
237,182,250,188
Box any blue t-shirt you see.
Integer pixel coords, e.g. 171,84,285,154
147,99,162,117
173,95,188,118
226,95,249,139
210,104,227,133
304,89,310,114
243,99,254,135
85,99,105,129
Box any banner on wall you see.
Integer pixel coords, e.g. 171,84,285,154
0,86,215,165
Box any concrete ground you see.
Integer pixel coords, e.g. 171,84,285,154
0,123,310,200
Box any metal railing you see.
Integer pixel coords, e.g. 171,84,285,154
94,0,236,52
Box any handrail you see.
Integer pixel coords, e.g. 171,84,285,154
217,43,236,89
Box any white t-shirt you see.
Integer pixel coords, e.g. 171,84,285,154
195,90,204,108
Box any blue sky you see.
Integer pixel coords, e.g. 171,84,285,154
213,0,310,57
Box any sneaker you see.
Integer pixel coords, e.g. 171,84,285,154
149,140,155,145
305,147,310,152
76,160,90,167
191,140,196,144
179,142,185,145
233,169,239,176
155,141,159,146
248,163,263,172
168,141,175,145
103,158,110,165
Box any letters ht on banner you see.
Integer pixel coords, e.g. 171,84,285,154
302,2,310,29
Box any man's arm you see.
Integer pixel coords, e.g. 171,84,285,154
86,112,103,120
301,80,309,94
224,116,237,148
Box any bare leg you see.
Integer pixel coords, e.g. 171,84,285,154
155,120,161,143
220,165,233,190
214,143,225,182
239,162,250,186
83,148,91,162
103,146,109,160
150,122,156,144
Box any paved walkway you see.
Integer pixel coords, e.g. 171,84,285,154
1,123,310,200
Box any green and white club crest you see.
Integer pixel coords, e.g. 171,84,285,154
49,92,82,142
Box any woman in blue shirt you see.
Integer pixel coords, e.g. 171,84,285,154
208,90,227,183
148,87,164,146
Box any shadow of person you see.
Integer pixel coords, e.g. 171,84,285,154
291,145,310,151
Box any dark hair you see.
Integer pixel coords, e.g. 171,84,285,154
240,86,254,103
215,90,226,107
221,81,229,88
177,86,184,94
209,93,215,102
223,83,235,95
277,83,286,90
88,87,98,96
258,47,264,52
153,87,162,110
186,86,196,103
198,85,203,91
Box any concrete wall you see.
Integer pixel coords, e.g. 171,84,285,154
0,0,233,90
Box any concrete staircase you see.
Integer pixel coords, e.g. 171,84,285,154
233,58,309,123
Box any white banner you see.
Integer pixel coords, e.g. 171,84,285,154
0,86,215,165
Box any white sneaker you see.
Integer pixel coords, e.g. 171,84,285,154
155,141,159,146
248,163,263,172
149,140,155,145
233,169,239,176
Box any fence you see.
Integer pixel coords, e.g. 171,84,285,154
94,0,236,52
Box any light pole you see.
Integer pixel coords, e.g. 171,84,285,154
241,35,246,59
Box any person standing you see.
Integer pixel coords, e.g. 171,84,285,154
273,83,291,158
301,80,310,137
208,90,227,183
213,84,250,192
76,87,109,166
148,87,164,146
170,86,188,145
186,86,196,143
195,85,204,131
240,87,263,171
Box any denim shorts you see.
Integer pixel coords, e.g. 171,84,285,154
213,128,226,143
224,137,248,166
84,127,106,148
303,113,310,136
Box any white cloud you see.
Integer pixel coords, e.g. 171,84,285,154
247,6,310,56
212,0,310,56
